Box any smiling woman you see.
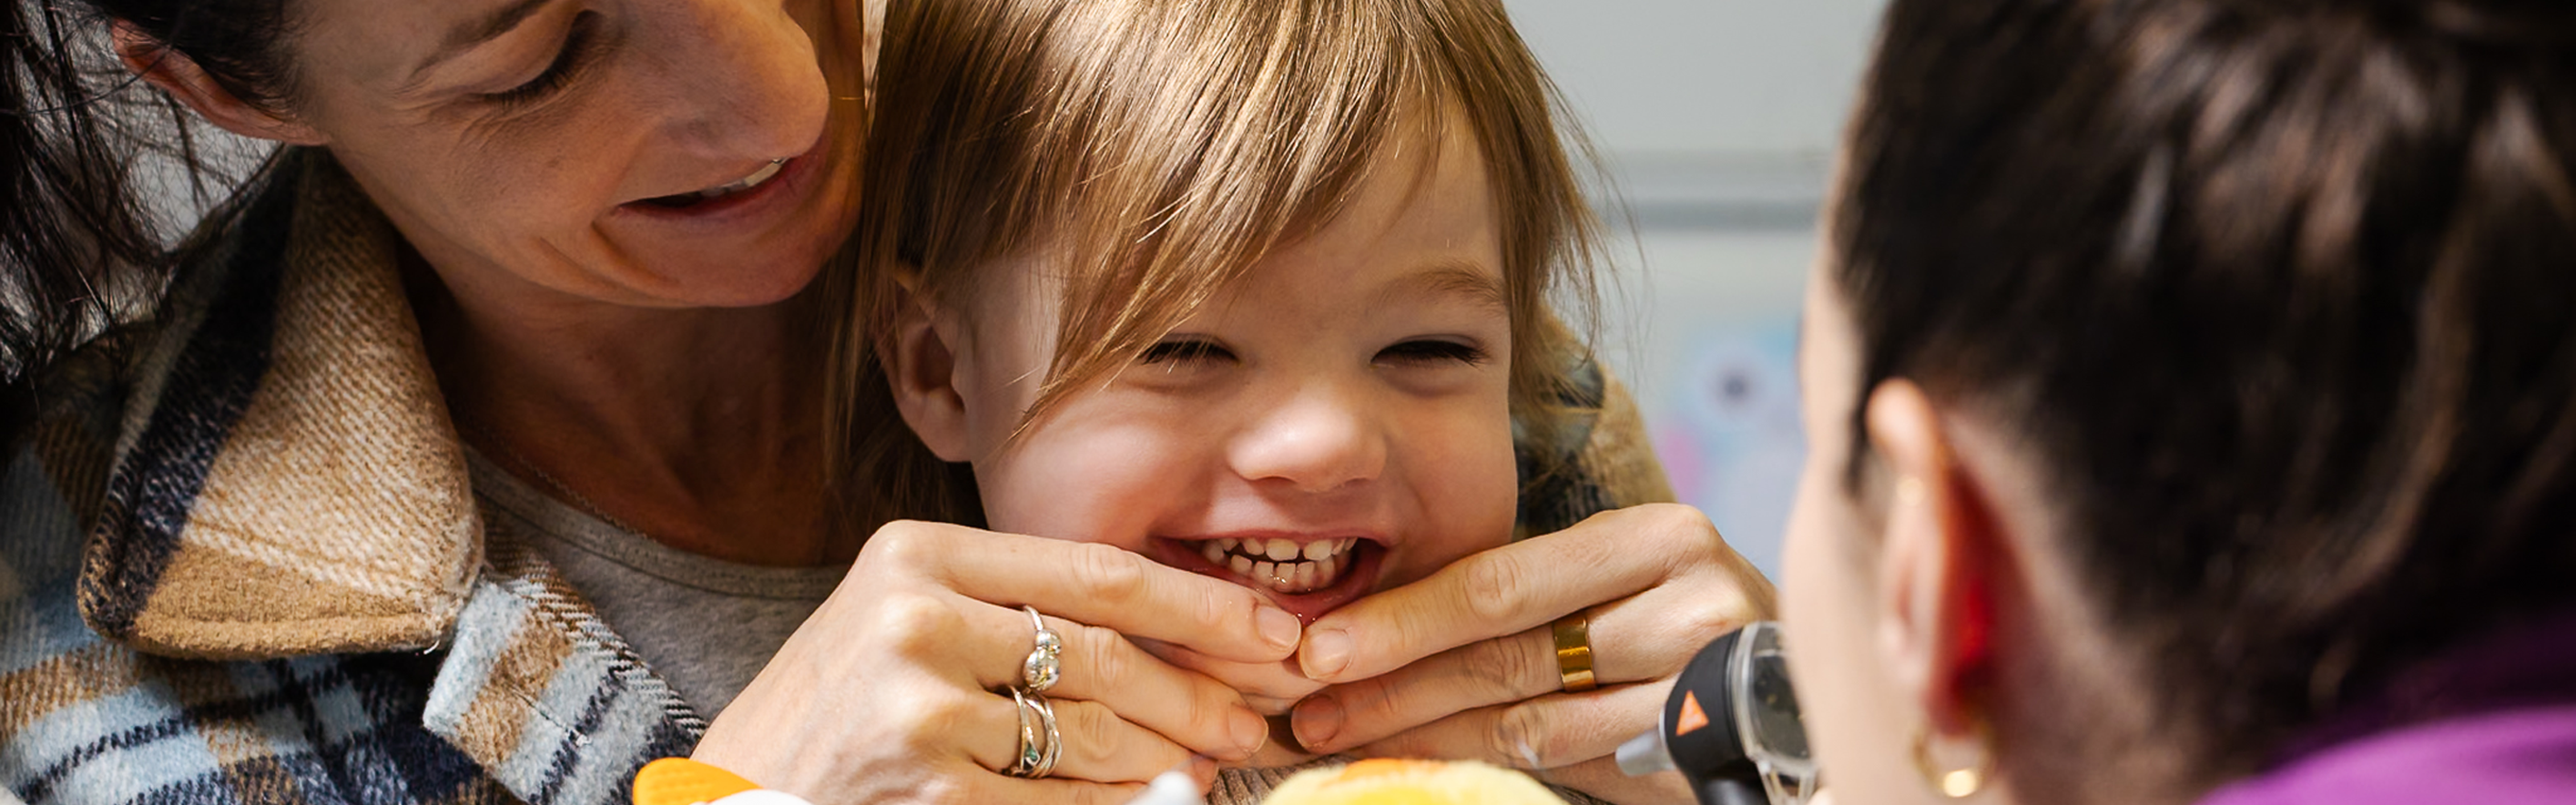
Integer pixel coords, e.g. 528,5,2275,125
0,0,876,795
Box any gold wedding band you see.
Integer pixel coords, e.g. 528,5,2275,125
1553,611,1597,692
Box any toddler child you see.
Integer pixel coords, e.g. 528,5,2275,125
833,0,1635,800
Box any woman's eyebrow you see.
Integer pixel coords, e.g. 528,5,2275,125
405,0,560,84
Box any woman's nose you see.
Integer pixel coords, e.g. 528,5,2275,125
649,0,830,160
1226,383,1390,494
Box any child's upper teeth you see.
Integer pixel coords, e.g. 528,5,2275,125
1196,536,1361,594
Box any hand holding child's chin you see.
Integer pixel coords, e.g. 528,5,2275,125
1277,504,1773,805
694,521,1302,802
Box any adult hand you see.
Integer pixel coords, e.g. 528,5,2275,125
694,521,1305,805
1285,504,1775,804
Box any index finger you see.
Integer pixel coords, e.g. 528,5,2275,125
875,521,1304,663
1296,505,1720,682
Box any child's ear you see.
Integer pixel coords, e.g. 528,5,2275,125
881,289,973,463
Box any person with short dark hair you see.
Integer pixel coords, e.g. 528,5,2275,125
1782,1,2576,803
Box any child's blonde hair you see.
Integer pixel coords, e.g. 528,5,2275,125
830,0,1604,528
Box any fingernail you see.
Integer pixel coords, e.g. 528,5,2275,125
1231,708,1269,758
1302,628,1351,679
1257,606,1303,652
1292,694,1343,751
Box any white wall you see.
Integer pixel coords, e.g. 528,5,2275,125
1505,1,1889,577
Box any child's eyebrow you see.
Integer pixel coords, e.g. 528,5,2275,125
1382,260,1507,313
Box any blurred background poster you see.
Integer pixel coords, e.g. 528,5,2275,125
1503,1,1884,577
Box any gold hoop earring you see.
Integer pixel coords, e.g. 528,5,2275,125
1911,717,1995,799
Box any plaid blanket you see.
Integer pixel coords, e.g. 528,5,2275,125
0,150,1670,805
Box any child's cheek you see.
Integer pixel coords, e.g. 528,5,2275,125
1384,411,1521,589
974,417,1183,554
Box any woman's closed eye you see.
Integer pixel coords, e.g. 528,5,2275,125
479,11,606,108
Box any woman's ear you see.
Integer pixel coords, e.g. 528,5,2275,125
1863,381,2004,739
112,23,327,146
880,289,974,463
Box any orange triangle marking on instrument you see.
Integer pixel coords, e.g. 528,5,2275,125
1674,691,1712,736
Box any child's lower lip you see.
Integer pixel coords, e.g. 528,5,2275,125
1146,537,1381,624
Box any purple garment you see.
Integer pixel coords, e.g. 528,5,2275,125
2199,611,2576,805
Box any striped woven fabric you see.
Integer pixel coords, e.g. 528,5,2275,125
0,149,1671,805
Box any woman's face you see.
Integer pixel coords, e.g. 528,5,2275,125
1781,269,1935,805
271,0,861,308
933,136,1522,625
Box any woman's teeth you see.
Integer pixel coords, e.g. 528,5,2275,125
645,159,788,207
698,159,787,198
1199,537,1359,594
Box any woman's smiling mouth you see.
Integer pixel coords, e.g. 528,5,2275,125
640,158,790,208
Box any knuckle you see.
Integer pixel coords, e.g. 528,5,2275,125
1079,627,1133,687
915,691,981,735
1068,543,1150,604
1679,597,1752,644
1643,503,1721,548
1489,703,1553,767
1461,553,1532,624
1199,585,1249,634
880,596,964,657
1066,702,1125,767
1350,679,1409,729
1492,633,1554,693
1176,684,1222,741
867,522,937,566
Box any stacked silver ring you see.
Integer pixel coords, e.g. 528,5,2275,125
1022,606,1062,694
1004,606,1066,779
1005,688,1060,778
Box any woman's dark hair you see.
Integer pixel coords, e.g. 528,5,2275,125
1,0,297,386
1838,0,2576,779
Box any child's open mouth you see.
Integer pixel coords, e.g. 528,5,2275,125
1197,536,1359,594
1148,535,1384,623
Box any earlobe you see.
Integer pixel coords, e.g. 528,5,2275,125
112,23,327,146
1864,382,2001,739
880,291,974,463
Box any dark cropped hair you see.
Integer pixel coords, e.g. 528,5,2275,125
1838,0,2576,776
0,0,293,386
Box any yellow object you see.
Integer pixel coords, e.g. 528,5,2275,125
634,758,762,805
1263,759,1563,805
1552,614,1597,693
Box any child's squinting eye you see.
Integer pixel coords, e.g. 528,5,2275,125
1138,338,1237,365
1376,339,1489,366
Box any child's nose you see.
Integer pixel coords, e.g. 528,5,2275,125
1226,382,1389,494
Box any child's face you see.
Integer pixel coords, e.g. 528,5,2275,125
927,136,1520,623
